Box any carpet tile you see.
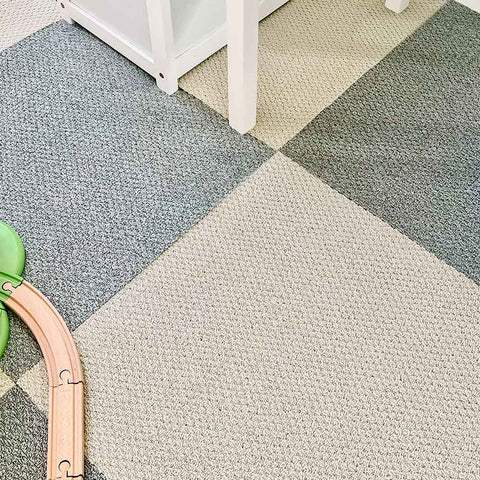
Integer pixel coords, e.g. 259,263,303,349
2,1,480,478
0,21,274,379
282,1,480,284
0,0,59,51
0,370,14,398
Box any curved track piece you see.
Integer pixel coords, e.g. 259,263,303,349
3,279,84,480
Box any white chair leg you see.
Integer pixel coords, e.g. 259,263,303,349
385,0,410,13
227,0,259,134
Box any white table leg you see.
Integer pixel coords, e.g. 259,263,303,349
227,0,259,134
385,0,410,13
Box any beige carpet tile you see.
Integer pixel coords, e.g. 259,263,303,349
0,370,15,398
17,362,48,409
19,153,480,479
0,0,60,51
179,0,445,149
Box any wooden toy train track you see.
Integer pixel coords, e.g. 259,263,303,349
1,275,84,480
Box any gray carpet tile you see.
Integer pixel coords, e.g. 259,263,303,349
282,1,480,284
0,386,106,479
0,21,274,379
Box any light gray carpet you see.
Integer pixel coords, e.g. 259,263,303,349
0,22,273,379
283,1,480,284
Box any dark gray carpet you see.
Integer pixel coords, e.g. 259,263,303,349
282,1,480,284
0,386,106,479
0,22,273,379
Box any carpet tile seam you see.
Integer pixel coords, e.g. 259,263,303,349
14,151,480,404
280,0,480,285
0,20,274,380
15,153,480,479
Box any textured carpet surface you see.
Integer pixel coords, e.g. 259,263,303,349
2,1,480,479
283,1,480,284
0,22,273,379
0,0,59,51
20,155,480,479
0,386,106,479
179,0,445,148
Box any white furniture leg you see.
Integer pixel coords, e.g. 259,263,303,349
146,0,178,94
59,1,74,24
385,0,410,13
227,0,259,134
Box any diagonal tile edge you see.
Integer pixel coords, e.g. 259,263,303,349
0,384,108,479
0,20,275,380
17,361,49,413
18,151,480,425
281,1,480,285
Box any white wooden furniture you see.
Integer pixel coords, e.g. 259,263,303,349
452,0,480,13
59,0,420,135
58,0,288,129
227,0,414,134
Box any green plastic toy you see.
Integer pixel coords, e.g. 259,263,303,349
0,221,25,358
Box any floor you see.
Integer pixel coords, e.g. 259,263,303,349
1,1,479,479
